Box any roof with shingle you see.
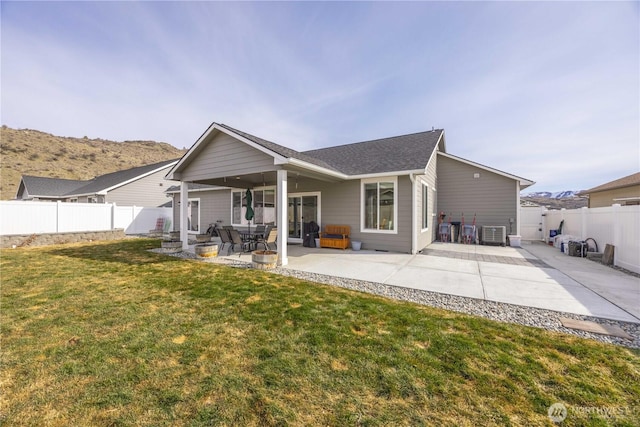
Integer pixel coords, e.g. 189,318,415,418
303,130,444,175
18,159,178,198
19,176,88,198
217,123,443,175
69,159,177,195
579,172,640,195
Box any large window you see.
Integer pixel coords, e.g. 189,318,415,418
362,177,397,233
232,188,276,226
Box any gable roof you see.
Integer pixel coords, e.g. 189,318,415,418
578,172,640,195
69,159,178,196
303,130,444,175
17,159,178,199
18,176,89,199
168,122,445,180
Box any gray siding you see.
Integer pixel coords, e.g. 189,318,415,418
171,189,232,231
295,175,413,253
437,154,518,237
106,169,174,207
180,133,276,182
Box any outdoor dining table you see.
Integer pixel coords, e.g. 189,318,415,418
240,232,264,251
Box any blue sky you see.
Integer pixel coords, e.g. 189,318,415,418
2,1,638,192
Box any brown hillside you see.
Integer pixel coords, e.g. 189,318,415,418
0,126,187,200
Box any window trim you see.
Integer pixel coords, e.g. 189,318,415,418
360,176,398,234
188,198,200,234
421,182,429,232
231,186,277,227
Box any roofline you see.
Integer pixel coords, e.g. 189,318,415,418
579,182,640,195
284,158,349,179
347,169,426,180
438,152,535,188
165,123,289,180
99,161,178,194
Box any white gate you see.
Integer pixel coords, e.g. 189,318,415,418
520,206,544,240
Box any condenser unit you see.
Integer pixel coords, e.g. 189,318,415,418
481,226,506,246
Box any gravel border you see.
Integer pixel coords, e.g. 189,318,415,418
150,249,640,349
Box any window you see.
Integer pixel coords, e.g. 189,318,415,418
361,177,397,233
232,188,276,226
88,196,98,204
188,199,200,232
422,184,429,230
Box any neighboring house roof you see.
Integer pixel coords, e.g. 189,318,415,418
70,159,178,196
16,159,179,199
17,176,89,199
578,172,640,195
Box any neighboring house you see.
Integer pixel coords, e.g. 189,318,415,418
165,123,534,264
578,172,640,208
16,159,178,207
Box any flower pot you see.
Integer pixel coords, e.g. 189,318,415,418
252,250,278,270
195,243,218,258
351,241,362,251
195,234,211,243
161,240,182,253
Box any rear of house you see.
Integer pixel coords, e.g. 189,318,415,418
166,123,533,262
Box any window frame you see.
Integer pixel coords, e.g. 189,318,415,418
187,198,200,233
421,183,429,231
360,176,398,234
231,186,277,227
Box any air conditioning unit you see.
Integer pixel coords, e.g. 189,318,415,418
481,226,506,246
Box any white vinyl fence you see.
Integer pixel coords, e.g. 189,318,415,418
0,201,171,236
521,204,640,274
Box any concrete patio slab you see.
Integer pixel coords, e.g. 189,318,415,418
211,240,640,324
384,266,485,299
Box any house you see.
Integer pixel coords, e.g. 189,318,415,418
165,123,534,264
15,159,178,207
578,172,640,208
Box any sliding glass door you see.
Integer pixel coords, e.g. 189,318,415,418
287,193,320,241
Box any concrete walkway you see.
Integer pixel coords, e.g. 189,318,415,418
218,241,640,324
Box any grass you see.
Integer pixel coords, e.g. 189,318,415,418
1,239,639,426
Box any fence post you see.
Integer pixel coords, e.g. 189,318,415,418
612,204,621,267
56,201,61,233
581,206,588,240
111,203,116,230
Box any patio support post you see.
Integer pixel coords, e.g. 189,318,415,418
180,181,189,250
277,169,288,266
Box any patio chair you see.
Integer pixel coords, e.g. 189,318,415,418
218,228,232,253
256,228,278,251
229,229,251,254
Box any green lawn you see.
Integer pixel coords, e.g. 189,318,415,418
1,239,639,426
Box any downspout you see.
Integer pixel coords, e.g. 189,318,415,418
410,173,417,255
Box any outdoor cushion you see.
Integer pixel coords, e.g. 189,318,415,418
323,233,345,239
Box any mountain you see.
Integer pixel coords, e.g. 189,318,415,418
521,190,587,209
523,190,582,199
0,126,187,200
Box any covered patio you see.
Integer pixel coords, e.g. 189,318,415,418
165,123,348,266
